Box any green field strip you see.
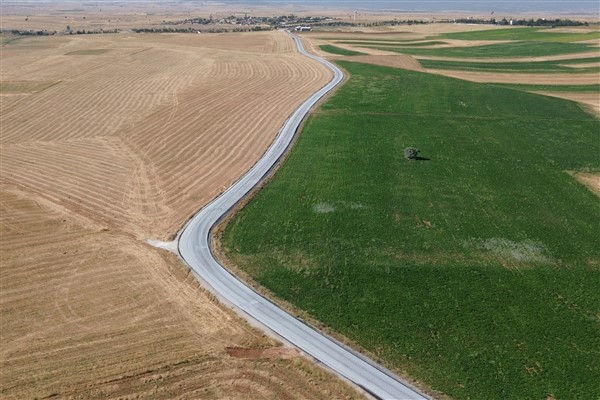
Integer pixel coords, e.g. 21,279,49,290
420,58,600,73
440,27,600,42
223,61,600,399
366,41,598,58
317,37,430,42
335,40,447,47
319,45,366,56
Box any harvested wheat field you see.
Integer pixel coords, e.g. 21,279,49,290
0,31,361,399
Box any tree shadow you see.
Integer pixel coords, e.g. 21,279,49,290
406,156,430,161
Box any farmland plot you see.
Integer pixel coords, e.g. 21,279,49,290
223,62,600,399
308,25,599,113
0,31,360,399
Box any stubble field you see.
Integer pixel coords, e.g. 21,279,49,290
0,30,364,399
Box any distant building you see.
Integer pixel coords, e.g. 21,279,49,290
294,26,311,32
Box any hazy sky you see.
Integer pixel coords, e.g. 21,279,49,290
8,1,599,14
217,1,599,14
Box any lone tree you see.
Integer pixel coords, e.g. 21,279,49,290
404,147,420,160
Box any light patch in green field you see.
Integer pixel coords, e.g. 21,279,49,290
312,201,366,214
313,202,335,213
465,238,553,264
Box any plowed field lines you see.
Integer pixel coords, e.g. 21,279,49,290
1,50,207,143
1,31,355,399
121,51,332,236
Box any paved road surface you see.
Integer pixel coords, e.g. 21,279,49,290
178,32,430,400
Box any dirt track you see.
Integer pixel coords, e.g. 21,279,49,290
424,69,600,84
335,54,425,71
0,31,360,399
535,91,600,116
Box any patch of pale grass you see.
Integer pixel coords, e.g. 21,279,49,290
464,237,553,264
313,202,335,213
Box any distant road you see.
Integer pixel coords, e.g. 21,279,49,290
178,31,430,400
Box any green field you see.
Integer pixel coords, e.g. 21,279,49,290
223,62,600,399
420,57,600,73
440,27,600,43
491,83,600,92
336,40,447,47
319,45,366,56
368,41,597,58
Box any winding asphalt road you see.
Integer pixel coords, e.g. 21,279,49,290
178,32,429,400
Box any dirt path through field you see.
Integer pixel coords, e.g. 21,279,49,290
334,54,425,71
425,69,600,84
535,92,600,116
0,31,359,399
413,51,600,63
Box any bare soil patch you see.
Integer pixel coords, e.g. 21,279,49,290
226,346,301,359
561,61,600,68
411,51,600,63
335,54,424,71
0,30,358,399
425,69,600,85
535,92,600,116
568,171,600,196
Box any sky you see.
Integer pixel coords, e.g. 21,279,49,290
6,1,598,15
216,1,600,14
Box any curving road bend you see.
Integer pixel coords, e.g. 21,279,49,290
178,32,429,400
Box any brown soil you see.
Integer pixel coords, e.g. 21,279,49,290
226,346,301,359
425,69,600,84
568,172,600,196
414,51,600,63
335,54,425,71
0,31,360,399
561,61,600,68
533,92,600,116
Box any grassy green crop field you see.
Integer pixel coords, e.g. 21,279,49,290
440,27,600,42
223,62,600,399
368,41,597,58
420,57,600,73
336,40,447,47
319,45,366,56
